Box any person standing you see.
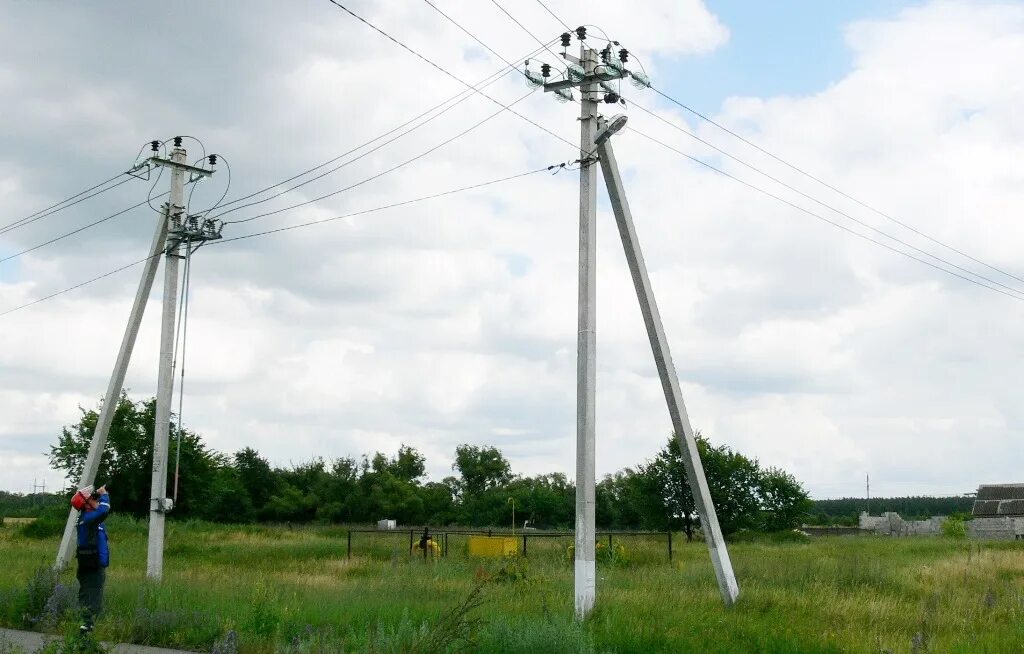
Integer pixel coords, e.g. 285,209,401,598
71,485,110,633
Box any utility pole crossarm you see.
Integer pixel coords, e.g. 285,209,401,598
541,67,628,92
148,156,214,179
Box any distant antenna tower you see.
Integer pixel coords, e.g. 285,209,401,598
866,473,871,515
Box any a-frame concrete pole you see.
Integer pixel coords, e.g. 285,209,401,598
147,146,186,580
54,212,169,570
596,127,740,606
574,45,600,620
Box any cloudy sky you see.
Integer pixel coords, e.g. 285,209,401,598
1,1,1022,499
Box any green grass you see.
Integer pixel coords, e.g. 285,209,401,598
2,518,1023,653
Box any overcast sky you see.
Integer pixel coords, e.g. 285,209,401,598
1,1,1022,499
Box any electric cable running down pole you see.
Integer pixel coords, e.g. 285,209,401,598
54,137,227,582
531,27,739,616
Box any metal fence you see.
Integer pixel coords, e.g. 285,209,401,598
346,527,673,561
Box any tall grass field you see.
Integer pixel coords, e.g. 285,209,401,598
1,517,1022,652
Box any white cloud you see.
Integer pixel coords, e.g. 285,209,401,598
1,1,1022,501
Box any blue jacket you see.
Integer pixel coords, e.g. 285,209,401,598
77,493,111,567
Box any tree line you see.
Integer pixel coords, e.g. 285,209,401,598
805,495,975,526
44,394,813,537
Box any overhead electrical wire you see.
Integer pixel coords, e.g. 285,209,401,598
534,0,572,31
0,32,559,279
485,0,568,74
209,40,556,222
0,197,160,265
222,86,538,226
325,0,576,151
1,172,133,234
0,176,136,236
0,162,564,318
514,9,1024,298
644,85,1024,286
214,69,520,222
627,101,1024,297
210,165,556,245
627,126,1024,302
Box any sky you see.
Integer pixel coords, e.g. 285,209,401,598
1,0,1022,500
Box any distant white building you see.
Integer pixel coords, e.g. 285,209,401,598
970,484,1024,540
859,511,945,536
377,519,397,530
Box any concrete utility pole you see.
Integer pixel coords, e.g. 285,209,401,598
55,200,169,570
574,44,599,619
53,138,218,577
534,28,740,612
596,118,740,605
145,144,188,580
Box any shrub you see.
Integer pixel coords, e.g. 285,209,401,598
942,514,968,539
19,505,69,539
565,541,630,565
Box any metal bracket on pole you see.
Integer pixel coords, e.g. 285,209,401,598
595,117,740,606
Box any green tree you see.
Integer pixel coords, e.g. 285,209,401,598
453,445,512,497
636,433,809,538
757,467,812,531
234,447,279,511
49,394,223,518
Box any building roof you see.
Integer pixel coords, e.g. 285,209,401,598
973,484,1024,517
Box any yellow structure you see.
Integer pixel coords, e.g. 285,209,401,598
467,535,519,557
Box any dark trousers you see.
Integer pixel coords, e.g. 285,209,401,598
76,567,106,626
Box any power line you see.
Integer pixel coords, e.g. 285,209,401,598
0,197,161,265
422,0,521,71
487,0,567,73
628,126,1024,302
0,163,561,318
0,176,136,236
628,101,1024,297
206,41,559,223
325,0,576,151
208,46,544,217
647,85,1024,286
211,166,552,246
0,251,162,318
1,172,130,233
214,68,519,222
223,87,538,226
534,0,572,31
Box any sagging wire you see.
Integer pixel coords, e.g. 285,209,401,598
197,154,231,218
170,236,198,504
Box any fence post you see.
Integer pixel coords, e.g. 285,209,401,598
523,534,527,557
608,533,613,551
488,529,492,537
444,532,449,557
347,530,352,560
668,531,673,561
409,529,414,555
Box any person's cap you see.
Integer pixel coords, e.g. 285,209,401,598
70,485,95,510
71,491,88,510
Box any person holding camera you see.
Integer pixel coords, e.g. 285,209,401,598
71,484,110,634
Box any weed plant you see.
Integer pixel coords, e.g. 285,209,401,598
1,517,1023,652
